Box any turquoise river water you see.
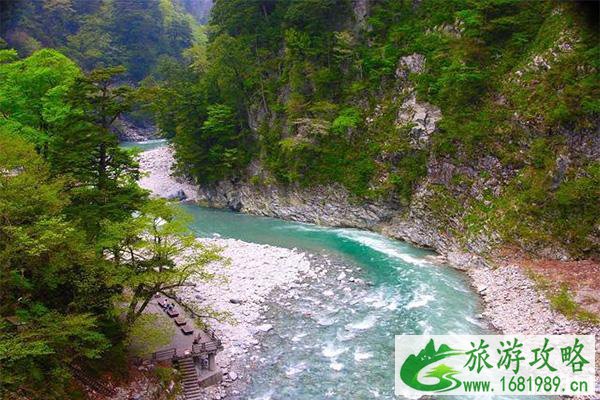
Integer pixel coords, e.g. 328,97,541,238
181,205,503,399
121,138,169,152
125,141,540,399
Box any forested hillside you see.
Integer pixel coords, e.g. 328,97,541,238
0,50,220,399
0,0,205,81
0,1,599,398
151,0,599,260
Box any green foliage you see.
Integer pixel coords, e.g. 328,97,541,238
148,0,599,258
125,313,174,356
550,285,599,323
0,132,113,398
172,102,252,184
467,160,600,258
2,0,201,82
0,57,151,236
0,48,227,398
331,107,361,135
100,199,223,327
64,70,140,233
389,151,429,201
0,49,80,146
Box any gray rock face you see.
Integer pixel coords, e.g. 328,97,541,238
394,53,441,149
352,0,369,26
196,177,472,262
197,181,398,230
166,189,187,201
395,53,426,79
396,93,441,149
193,50,593,263
114,117,157,142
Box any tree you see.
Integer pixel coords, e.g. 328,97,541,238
0,49,80,150
0,132,111,399
173,103,250,184
50,66,147,236
0,51,145,236
99,199,222,328
111,0,163,81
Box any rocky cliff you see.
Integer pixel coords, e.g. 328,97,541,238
162,0,598,263
194,43,598,264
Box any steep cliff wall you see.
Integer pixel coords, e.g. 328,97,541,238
162,0,598,261
195,36,599,261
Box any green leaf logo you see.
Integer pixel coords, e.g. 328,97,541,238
400,339,464,392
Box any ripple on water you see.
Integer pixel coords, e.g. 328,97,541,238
285,362,307,377
345,314,378,331
405,284,435,310
334,229,432,267
329,361,344,371
291,332,307,342
315,315,336,326
322,342,348,358
250,390,274,400
179,205,487,399
353,347,373,362
417,320,433,335
336,329,355,342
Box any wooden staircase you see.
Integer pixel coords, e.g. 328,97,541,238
177,356,203,400
70,366,117,397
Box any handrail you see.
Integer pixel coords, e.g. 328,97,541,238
152,347,177,361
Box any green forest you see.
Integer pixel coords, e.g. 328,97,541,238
0,0,598,399
0,2,219,396
149,0,598,257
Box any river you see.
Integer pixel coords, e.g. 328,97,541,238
182,205,491,399
121,138,169,152
124,141,531,399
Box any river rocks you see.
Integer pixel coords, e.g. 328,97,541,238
177,238,311,398
445,251,487,270
138,142,599,399
139,149,315,397
465,263,600,393
467,264,596,335
138,146,200,202
256,324,273,332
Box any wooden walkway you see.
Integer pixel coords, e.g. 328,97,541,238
143,296,224,398
147,298,222,360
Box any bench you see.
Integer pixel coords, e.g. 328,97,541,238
166,308,179,318
174,317,187,326
181,325,194,335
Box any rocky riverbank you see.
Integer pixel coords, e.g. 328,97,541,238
138,146,201,202
180,238,312,400
138,147,315,399
138,145,599,397
142,147,596,326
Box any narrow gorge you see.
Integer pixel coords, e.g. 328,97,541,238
1,0,598,399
